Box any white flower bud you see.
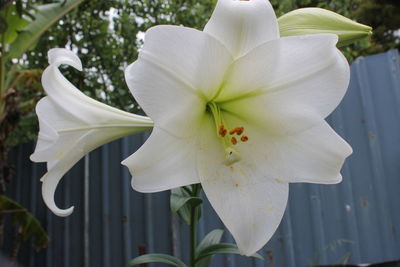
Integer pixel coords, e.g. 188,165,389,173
278,8,372,47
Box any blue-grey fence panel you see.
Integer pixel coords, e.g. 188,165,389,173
4,49,400,267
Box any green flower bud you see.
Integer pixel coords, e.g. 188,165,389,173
278,8,372,47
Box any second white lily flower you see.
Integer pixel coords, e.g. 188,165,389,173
30,49,153,217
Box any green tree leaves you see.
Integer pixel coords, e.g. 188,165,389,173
0,195,49,250
7,0,84,59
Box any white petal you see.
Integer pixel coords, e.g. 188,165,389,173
125,25,232,136
268,121,353,184
218,34,350,135
32,49,153,216
48,48,82,70
43,49,151,126
204,0,279,58
122,127,200,192
40,137,86,217
125,59,204,138
221,112,352,185
197,111,351,253
197,115,288,255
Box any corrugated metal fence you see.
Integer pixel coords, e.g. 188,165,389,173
5,49,400,267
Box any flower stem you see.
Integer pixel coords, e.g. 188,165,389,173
189,184,201,267
189,205,197,267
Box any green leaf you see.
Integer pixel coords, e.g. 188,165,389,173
8,0,84,59
15,0,23,18
126,253,187,267
170,187,202,225
0,16,7,34
0,195,49,250
170,189,202,213
195,229,224,267
0,4,29,44
195,243,264,264
177,204,191,225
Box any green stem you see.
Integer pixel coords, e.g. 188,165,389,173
0,5,8,93
0,31,6,118
189,205,197,267
189,184,201,267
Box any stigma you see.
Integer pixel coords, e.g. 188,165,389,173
224,147,241,166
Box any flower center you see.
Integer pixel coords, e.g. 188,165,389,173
207,102,249,166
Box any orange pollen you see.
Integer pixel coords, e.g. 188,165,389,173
231,137,238,145
229,126,245,135
219,125,227,137
240,136,249,142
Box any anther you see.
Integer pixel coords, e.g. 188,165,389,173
219,125,227,137
240,136,249,142
231,137,238,145
229,126,244,135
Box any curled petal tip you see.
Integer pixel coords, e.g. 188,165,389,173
53,206,75,217
42,182,75,216
41,170,75,217
48,48,83,71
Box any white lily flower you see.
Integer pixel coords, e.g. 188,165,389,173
122,0,352,256
30,48,153,217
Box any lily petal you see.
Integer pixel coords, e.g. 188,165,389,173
197,115,288,256
31,48,153,216
218,34,349,135
270,121,353,184
125,25,232,137
122,127,200,192
222,112,352,185
204,0,279,58
197,110,350,253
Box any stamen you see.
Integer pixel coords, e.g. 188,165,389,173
231,137,238,145
219,125,227,137
229,126,244,135
240,136,249,142
207,102,250,165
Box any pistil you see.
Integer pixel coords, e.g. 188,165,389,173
207,102,249,166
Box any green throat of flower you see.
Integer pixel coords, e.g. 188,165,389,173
207,102,249,166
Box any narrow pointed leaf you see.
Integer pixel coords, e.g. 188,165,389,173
195,229,224,267
195,243,263,264
8,0,83,59
126,253,187,267
170,189,202,213
0,195,49,250
170,187,202,224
